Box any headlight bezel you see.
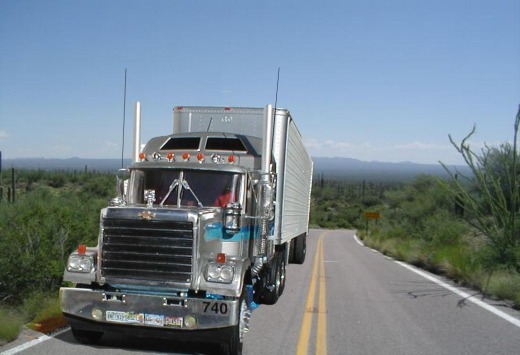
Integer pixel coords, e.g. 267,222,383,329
67,253,95,273
205,262,235,284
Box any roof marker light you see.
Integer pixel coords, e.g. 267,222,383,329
197,153,204,163
139,152,146,161
228,155,235,164
182,152,190,161
167,152,174,161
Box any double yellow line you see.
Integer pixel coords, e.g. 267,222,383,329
296,232,328,355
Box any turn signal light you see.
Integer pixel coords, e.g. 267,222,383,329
216,253,226,263
78,244,87,254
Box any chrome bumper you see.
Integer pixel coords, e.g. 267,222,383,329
60,287,239,331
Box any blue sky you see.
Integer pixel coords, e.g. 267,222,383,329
1,0,519,165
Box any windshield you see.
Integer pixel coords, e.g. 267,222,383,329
127,168,242,208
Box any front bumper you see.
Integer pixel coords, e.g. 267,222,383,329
60,287,239,334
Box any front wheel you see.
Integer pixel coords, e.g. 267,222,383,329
220,286,250,355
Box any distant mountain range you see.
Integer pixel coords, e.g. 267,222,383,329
312,157,467,181
2,157,132,172
2,157,467,182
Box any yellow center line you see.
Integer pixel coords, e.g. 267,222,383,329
296,232,328,355
317,233,327,354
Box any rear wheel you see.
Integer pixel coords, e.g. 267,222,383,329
291,233,307,264
71,327,103,344
261,250,286,305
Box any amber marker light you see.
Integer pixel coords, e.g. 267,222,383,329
167,152,174,161
227,155,235,164
197,153,204,163
216,253,226,263
139,152,146,161
78,244,87,254
182,152,190,161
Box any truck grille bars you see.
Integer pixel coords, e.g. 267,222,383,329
100,218,194,285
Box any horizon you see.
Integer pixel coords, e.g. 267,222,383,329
2,154,465,168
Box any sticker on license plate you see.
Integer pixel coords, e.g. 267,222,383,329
164,316,183,328
105,311,183,328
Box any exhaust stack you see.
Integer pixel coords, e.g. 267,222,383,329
253,104,276,276
261,104,274,174
133,102,141,163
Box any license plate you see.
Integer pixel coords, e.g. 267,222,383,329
106,311,144,324
105,310,183,328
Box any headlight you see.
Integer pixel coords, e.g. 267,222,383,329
206,263,234,284
67,254,95,273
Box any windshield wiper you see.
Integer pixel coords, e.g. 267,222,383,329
181,180,203,207
160,179,179,206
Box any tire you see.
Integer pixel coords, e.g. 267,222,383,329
71,327,103,344
289,238,297,263
278,251,286,297
220,286,249,355
291,233,307,264
261,251,285,305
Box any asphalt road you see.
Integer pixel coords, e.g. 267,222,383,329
2,229,519,354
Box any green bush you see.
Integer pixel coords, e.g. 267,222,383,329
484,270,520,306
0,171,113,305
0,307,24,344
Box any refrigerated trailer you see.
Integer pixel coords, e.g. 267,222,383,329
61,104,313,354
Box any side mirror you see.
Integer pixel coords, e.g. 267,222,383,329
116,168,131,181
110,168,130,206
224,202,242,235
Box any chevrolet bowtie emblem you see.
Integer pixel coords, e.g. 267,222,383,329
138,211,156,220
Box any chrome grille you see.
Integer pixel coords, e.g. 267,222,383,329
101,218,193,284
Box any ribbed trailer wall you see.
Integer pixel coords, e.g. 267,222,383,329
272,110,313,244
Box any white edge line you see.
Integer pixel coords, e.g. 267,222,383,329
394,261,520,328
0,328,70,355
352,234,520,329
353,234,364,247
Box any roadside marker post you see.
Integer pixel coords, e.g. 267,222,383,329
364,211,380,235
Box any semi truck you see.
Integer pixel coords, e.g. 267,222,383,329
60,104,313,354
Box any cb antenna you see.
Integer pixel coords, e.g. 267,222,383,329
121,68,127,168
274,67,280,112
